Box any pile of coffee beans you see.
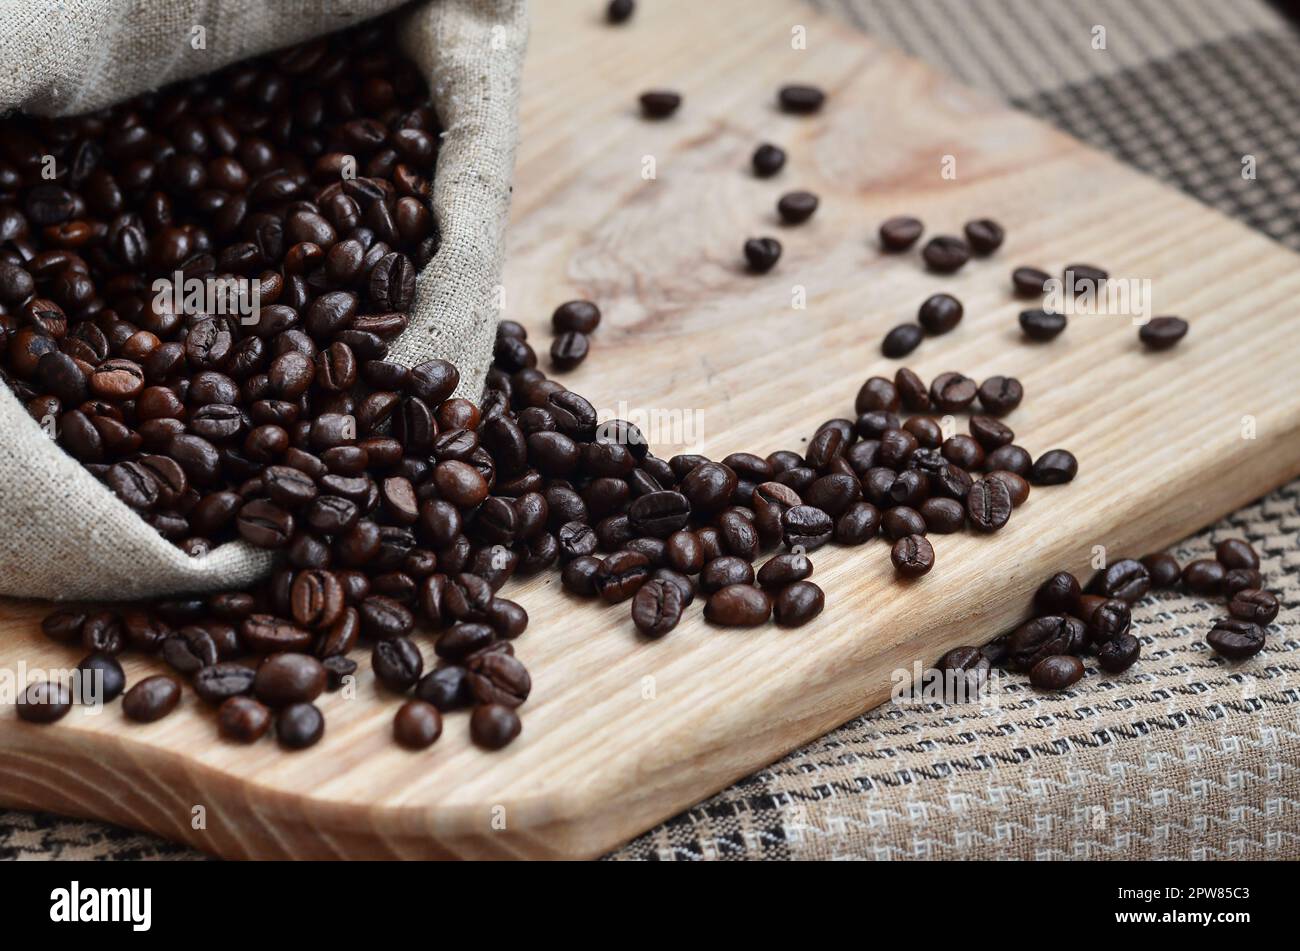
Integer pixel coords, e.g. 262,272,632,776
873,215,1004,275
935,537,1277,697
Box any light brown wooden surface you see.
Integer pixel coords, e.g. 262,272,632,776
2,0,1300,860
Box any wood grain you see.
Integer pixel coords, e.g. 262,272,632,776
2,0,1299,859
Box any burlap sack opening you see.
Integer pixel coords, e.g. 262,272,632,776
0,0,528,601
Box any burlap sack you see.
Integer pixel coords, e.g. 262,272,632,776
0,0,527,601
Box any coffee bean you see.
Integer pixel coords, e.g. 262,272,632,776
930,372,977,413
881,323,923,358
122,675,181,723
922,236,970,273
1140,553,1181,588
237,498,295,548
783,504,833,551
1088,598,1131,644
470,703,521,749
550,331,589,371
372,636,424,690
986,444,1032,477
1096,632,1140,673
595,550,651,603
1011,266,1050,297
918,293,962,335
17,680,72,723
891,534,934,578
75,652,126,704
1064,264,1107,295
631,579,685,638
1206,618,1265,660
1139,316,1188,350
752,143,786,177
277,702,325,749
701,556,755,593
756,552,812,589
976,376,1023,416
628,490,691,537
607,0,635,23
1035,572,1080,614
254,653,326,706
834,501,881,544
467,651,531,707
964,480,1011,533
917,497,961,533
1008,615,1086,671
162,626,218,673
193,662,256,705
985,470,1029,507
777,191,819,224
704,584,772,626
1096,558,1150,602
743,236,782,273
773,581,823,627
1029,449,1077,485
639,90,682,118
42,609,87,645
1228,589,1278,625
1019,308,1066,341
1029,654,1084,690
963,218,1004,255
393,699,443,749
1181,558,1225,596
1215,539,1259,571
883,506,927,540
778,84,825,113
218,696,272,743
879,216,923,251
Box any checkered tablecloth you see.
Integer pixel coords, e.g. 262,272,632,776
4,0,1297,861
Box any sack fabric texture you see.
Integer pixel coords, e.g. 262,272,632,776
0,0,527,601
2,0,1298,862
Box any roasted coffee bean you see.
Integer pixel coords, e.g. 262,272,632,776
1029,449,1077,485
782,504,833,551
254,653,326,706
773,581,823,627
470,703,521,749
834,501,881,544
290,569,345,629
883,506,927,540
777,191,819,224
372,636,424,691
631,579,685,638
680,462,736,513
918,293,963,335
639,90,682,118
929,372,976,413
415,665,471,711
963,218,1004,255
122,675,181,723
194,663,257,705
42,609,87,645
1088,599,1131,644
1141,552,1182,588
922,236,970,273
756,552,812,589
595,550,652,603
18,680,72,723
1228,589,1278,625
985,470,1029,508
881,323,923,358
1074,594,1108,627
607,0,635,22
1035,572,1081,615
937,646,990,686
82,611,125,654
562,555,604,597
778,84,825,113
550,331,589,371
700,556,755,593
704,583,771,626
919,497,964,533
236,498,294,548
1064,264,1107,295
628,490,691,537
665,530,704,574
1008,615,1086,671
987,444,1032,477
977,375,1023,416
891,534,934,578
1206,618,1265,660
393,699,443,749
1096,633,1141,673
1215,538,1259,571
743,236,782,273
879,215,923,251
1019,308,1066,341
75,652,126,704
162,626,218,674
1212,567,1260,597
1139,316,1188,350
752,143,787,178
467,651,531,707
1029,654,1084,690
1011,266,1051,297
276,702,325,750
1182,558,1225,596
1096,558,1150,602
218,696,272,743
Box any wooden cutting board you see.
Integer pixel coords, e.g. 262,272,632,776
2,0,1298,860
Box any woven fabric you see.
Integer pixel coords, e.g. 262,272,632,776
0,0,527,601
3,0,1298,861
